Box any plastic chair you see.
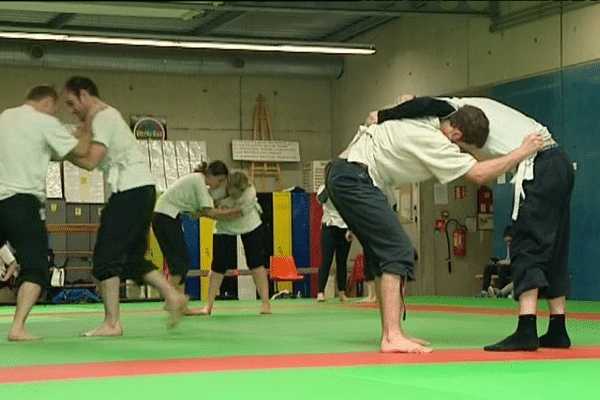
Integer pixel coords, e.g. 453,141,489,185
346,253,366,297
269,255,305,282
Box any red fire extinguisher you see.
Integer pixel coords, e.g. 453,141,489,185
453,226,467,257
444,219,468,273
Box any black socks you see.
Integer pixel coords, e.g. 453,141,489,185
484,314,539,351
539,314,571,348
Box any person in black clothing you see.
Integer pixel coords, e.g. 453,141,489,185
476,226,513,298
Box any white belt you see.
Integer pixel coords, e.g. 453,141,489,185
511,138,559,220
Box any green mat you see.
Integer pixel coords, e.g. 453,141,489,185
1,297,599,400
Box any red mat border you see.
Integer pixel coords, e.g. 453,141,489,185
353,303,600,320
1,346,599,384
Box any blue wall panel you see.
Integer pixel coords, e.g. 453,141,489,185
562,63,600,300
181,214,200,300
292,191,311,297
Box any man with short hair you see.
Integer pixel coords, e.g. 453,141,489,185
327,105,543,353
0,85,93,340
374,95,574,351
62,76,187,337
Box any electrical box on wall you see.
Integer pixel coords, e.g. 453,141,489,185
478,214,493,230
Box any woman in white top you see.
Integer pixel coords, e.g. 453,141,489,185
316,163,352,302
152,161,242,315
195,171,271,315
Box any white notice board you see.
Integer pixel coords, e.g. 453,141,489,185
231,140,300,162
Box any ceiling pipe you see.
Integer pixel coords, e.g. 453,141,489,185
0,40,345,79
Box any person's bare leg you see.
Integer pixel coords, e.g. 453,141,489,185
518,288,539,315
143,270,187,329
168,274,199,316
81,276,123,337
250,267,271,314
398,279,430,346
357,280,376,303
195,271,225,315
484,288,539,351
8,282,43,341
169,274,185,296
379,273,432,353
539,295,570,348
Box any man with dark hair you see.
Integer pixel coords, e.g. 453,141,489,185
374,95,575,351
62,76,187,337
64,76,100,98
0,85,94,340
327,103,543,353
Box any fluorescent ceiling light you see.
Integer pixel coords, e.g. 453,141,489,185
0,31,376,55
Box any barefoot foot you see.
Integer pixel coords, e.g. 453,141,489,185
260,304,271,314
8,329,43,341
183,307,211,316
381,334,433,353
80,322,123,337
165,294,188,329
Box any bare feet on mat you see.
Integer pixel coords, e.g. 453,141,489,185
191,307,212,316
8,328,43,341
357,296,376,304
260,304,271,314
316,293,325,302
183,308,210,316
80,322,123,337
339,293,349,302
407,335,431,346
381,334,433,353
165,294,188,329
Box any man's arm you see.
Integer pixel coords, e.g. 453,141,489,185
464,132,543,185
64,103,108,169
370,97,456,125
65,141,107,171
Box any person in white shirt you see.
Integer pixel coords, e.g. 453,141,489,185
62,76,187,337
375,96,574,351
315,165,352,302
195,170,271,315
328,105,542,353
152,161,242,315
0,85,93,341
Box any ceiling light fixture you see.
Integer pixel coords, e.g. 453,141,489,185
0,31,376,56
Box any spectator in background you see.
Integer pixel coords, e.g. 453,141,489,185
476,226,513,298
316,162,352,302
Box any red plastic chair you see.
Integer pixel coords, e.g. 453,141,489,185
269,255,305,282
346,253,366,296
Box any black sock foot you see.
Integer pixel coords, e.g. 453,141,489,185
539,314,571,348
539,332,571,348
484,314,539,352
484,331,539,351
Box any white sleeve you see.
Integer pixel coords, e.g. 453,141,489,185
0,244,15,265
43,117,79,159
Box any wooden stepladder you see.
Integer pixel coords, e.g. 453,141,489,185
249,95,284,191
